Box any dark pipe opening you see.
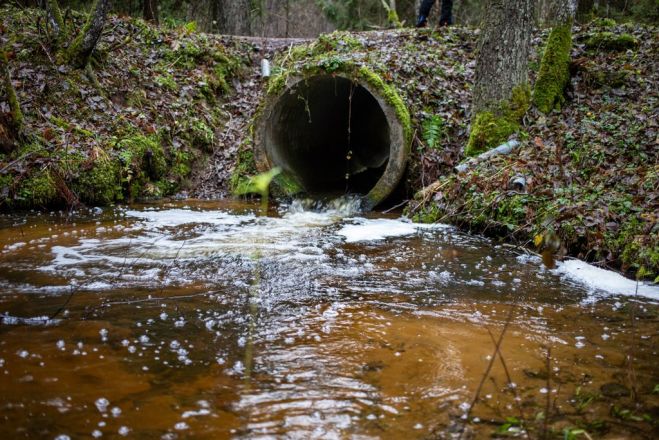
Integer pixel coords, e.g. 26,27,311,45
264,75,391,195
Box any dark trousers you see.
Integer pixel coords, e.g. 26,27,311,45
419,0,453,25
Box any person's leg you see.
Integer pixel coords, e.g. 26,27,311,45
439,0,453,26
417,0,436,27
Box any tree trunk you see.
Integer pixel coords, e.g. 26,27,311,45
466,0,533,156
472,0,534,114
576,0,594,21
45,0,66,42
66,0,111,68
216,0,251,36
549,0,578,24
381,0,401,27
143,0,159,23
533,0,576,113
285,0,290,38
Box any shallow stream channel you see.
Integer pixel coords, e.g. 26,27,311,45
0,199,657,439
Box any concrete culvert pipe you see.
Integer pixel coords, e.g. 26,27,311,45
254,72,410,209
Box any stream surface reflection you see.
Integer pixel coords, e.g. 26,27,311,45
0,200,657,439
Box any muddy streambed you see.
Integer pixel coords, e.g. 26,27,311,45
0,200,657,439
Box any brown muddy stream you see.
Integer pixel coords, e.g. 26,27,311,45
0,200,657,439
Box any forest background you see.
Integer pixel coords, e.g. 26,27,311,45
4,0,658,38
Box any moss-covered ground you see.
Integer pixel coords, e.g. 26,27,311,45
0,5,249,208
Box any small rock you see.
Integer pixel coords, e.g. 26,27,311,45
362,361,385,372
600,382,630,398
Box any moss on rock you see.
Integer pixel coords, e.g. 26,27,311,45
533,22,573,113
270,171,304,198
606,216,659,280
72,150,121,205
585,32,639,51
17,168,58,208
591,18,617,28
115,133,166,200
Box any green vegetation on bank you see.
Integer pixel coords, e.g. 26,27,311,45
0,5,247,208
410,20,658,279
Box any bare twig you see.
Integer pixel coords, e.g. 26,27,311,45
486,327,530,439
49,284,78,320
627,280,639,401
382,199,409,214
0,151,35,174
542,346,551,439
459,305,516,440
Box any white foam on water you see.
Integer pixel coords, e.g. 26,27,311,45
125,209,252,228
1,314,60,326
553,259,659,300
337,218,450,243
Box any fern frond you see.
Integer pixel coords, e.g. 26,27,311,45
422,115,445,150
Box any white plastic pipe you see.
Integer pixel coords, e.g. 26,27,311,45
261,59,271,78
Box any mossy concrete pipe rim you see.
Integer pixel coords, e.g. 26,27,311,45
253,70,411,210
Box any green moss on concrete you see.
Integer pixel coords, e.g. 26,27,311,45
271,171,304,197
466,84,530,156
267,32,364,97
357,65,412,145
585,32,639,51
259,57,411,204
267,73,288,96
315,31,363,54
260,56,412,198
533,22,573,114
